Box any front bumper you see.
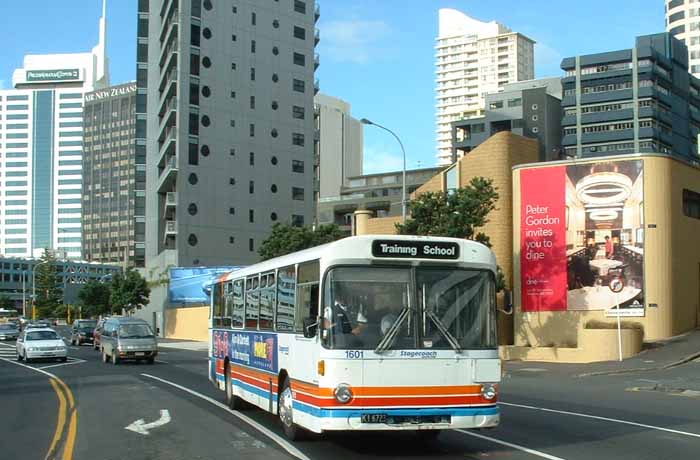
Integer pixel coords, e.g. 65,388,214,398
25,349,68,359
76,336,94,343
0,334,19,341
118,350,158,359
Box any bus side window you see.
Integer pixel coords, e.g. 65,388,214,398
222,282,234,328
275,265,296,331
245,275,260,329
213,283,225,327
232,279,245,328
295,260,320,334
259,272,274,330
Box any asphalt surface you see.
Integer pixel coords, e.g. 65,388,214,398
1,327,700,460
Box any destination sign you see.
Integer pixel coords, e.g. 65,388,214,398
26,69,81,82
371,240,460,260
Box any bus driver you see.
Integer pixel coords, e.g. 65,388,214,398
322,293,367,345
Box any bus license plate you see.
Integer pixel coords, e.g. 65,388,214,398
361,414,387,424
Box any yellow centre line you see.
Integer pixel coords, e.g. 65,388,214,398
45,379,67,460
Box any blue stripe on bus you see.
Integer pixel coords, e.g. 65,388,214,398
232,377,279,402
291,400,499,418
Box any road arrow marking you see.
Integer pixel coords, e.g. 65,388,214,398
125,409,171,435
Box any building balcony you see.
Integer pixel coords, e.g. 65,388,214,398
314,28,320,45
164,192,177,218
157,157,178,194
158,98,177,141
314,78,319,95
158,64,178,95
158,131,176,170
160,4,178,40
163,220,177,244
314,53,320,70
315,3,320,21
159,33,179,69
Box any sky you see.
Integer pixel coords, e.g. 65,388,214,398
0,1,664,174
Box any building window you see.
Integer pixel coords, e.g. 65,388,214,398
188,142,199,165
232,34,237,41
231,62,237,70
251,40,256,53
250,96,255,109
229,207,236,215
189,173,198,185
229,236,235,244
250,67,255,80
292,187,305,201
293,79,305,93
294,26,306,40
292,133,305,146
272,73,279,82
250,124,255,137
249,181,255,194
272,101,279,110
271,213,278,221
292,215,304,227
188,203,198,215
683,189,700,219
532,104,539,110
251,12,256,25
532,115,538,121
292,106,305,119
230,120,236,127
271,129,278,138
249,209,255,222
271,184,278,193
273,19,280,29
271,156,278,165
532,127,539,133
203,0,212,10
188,234,198,246
292,160,304,173
201,115,211,127
294,0,306,14
229,177,236,185
202,86,211,97
249,238,254,252
507,98,522,107
293,53,306,66
272,47,279,56
230,148,236,156
202,56,211,68
201,145,210,156
489,101,503,109
203,27,212,39
249,152,255,165
231,91,236,98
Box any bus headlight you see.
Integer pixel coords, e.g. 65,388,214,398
481,383,497,400
334,383,354,404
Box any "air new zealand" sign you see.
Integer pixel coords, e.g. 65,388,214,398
372,240,460,260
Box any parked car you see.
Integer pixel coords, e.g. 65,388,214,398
25,321,51,330
70,319,97,346
0,323,20,341
92,317,110,351
100,317,157,365
16,328,67,363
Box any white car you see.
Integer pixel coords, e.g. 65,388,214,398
16,328,68,363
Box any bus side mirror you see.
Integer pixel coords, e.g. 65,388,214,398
302,317,317,338
501,289,514,315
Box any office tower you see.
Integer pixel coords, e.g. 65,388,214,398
666,0,700,76
0,2,109,259
82,82,144,268
314,93,363,200
435,8,534,165
561,33,700,161
139,0,319,329
452,77,562,162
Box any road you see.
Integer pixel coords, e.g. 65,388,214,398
1,328,700,460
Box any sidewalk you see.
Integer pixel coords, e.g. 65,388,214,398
158,338,208,351
505,328,700,378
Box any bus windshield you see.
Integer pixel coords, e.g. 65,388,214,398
322,266,496,351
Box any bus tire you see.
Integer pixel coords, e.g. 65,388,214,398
278,378,302,441
225,362,244,410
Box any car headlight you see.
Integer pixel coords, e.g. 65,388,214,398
27,347,37,352
79,332,86,336
481,383,498,400
334,383,354,404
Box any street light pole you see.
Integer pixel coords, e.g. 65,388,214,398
360,118,407,223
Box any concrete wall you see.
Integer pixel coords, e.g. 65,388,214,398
163,306,209,342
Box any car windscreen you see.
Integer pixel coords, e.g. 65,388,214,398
78,322,97,330
26,331,60,341
118,324,154,339
0,324,17,331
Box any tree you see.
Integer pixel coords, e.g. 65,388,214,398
34,249,63,318
110,268,150,315
0,295,15,310
77,280,112,318
396,178,505,291
258,223,345,261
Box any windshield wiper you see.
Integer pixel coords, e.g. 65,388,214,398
374,307,410,354
426,311,462,352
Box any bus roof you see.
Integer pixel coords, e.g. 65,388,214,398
220,235,496,283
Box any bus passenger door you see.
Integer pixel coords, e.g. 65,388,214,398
293,261,321,385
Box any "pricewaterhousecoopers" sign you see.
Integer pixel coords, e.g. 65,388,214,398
26,69,81,82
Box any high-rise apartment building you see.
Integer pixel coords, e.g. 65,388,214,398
0,3,109,259
561,33,700,161
82,82,145,268
139,0,319,330
666,0,700,76
435,8,534,165
314,93,363,200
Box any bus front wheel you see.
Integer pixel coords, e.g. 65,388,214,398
279,378,302,441
225,362,244,410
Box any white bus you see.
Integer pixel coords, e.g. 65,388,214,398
208,235,502,440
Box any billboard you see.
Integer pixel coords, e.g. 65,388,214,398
168,266,243,305
520,160,644,314
26,69,81,82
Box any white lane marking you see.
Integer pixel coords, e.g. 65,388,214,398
38,358,87,370
501,401,700,439
125,409,171,435
141,373,311,460
0,356,61,380
456,429,565,460
155,359,169,364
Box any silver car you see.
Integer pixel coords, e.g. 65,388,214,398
16,328,68,363
0,323,20,341
100,318,157,365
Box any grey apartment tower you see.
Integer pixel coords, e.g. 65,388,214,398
137,0,319,329
82,82,144,267
561,33,700,161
